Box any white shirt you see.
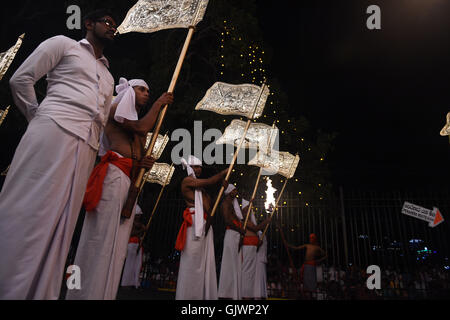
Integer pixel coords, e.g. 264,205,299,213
9,35,114,150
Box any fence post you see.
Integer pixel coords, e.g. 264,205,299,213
339,186,349,266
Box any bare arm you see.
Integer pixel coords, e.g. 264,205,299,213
256,217,272,231
288,244,307,251
221,199,245,235
109,92,173,136
246,220,259,233
246,216,271,233
183,169,227,189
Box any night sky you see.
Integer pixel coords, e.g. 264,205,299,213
1,1,449,191
258,0,450,190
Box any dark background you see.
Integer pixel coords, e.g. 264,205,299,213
257,0,450,190
1,0,449,192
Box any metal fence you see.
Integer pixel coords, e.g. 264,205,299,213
140,187,450,272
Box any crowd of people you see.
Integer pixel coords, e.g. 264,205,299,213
264,259,450,300
127,252,450,300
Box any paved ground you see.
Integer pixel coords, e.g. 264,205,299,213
116,287,176,300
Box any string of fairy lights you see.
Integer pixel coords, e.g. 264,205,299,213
218,20,328,215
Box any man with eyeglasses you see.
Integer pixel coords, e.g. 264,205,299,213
0,9,118,299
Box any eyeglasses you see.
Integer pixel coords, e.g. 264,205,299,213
96,18,117,30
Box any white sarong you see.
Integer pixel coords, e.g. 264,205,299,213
0,115,97,299
254,237,268,299
65,163,136,300
218,229,242,299
241,244,257,299
175,223,217,300
121,242,143,288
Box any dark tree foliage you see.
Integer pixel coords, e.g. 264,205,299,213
0,1,336,256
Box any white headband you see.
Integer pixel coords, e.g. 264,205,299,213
180,155,202,178
224,184,236,195
114,77,149,123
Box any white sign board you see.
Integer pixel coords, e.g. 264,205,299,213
401,202,444,228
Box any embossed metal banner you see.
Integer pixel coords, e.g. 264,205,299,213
117,0,209,34
145,132,169,159
249,150,299,179
0,106,10,126
0,34,25,81
1,164,9,176
145,162,175,186
440,112,450,136
216,119,278,151
195,82,269,119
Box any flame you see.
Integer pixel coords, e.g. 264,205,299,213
264,177,277,211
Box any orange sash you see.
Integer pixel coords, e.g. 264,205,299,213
243,236,259,246
175,208,207,251
83,151,133,211
226,219,243,230
129,236,139,244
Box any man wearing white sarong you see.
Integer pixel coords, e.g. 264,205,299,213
66,78,173,300
254,231,268,300
241,200,271,300
0,9,117,300
218,184,246,300
121,205,145,288
175,156,227,300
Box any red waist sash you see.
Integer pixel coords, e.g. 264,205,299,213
129,236,140,244
226,219,243,230
83,150,133,211
175,208,207,252
243,236,259,246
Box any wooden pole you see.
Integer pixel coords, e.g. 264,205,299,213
121,26,195,218
139,171,149,194
204,119,252,235
238,168,262,252
0,106,10,126
239,121,276,251
137,164,173,252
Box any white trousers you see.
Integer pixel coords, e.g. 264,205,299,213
218,229,242,299
175,225,217,300
241,245,257,299
121,242,143,288
254,238,268,299
0,116,96,299
65,164,136,300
